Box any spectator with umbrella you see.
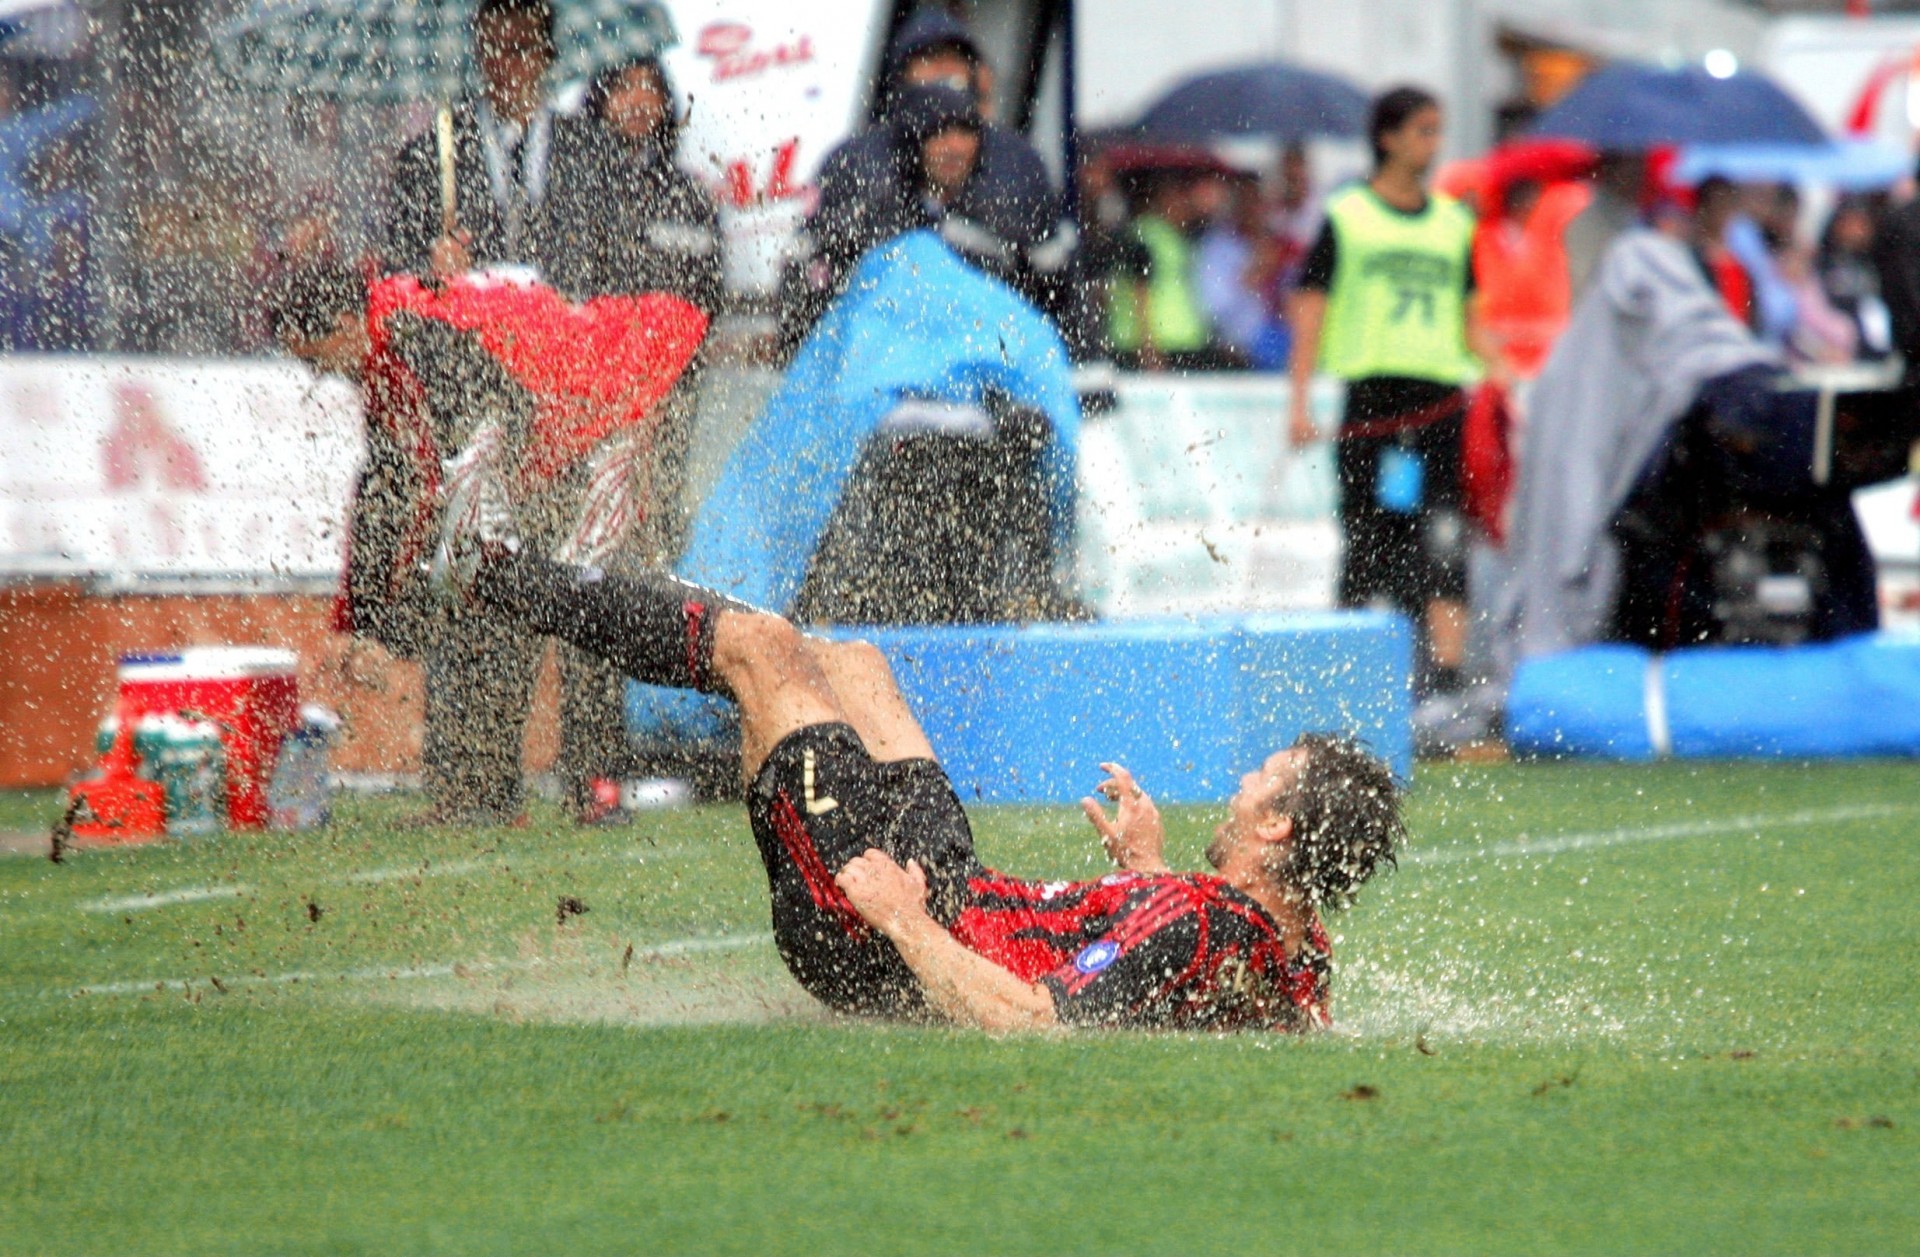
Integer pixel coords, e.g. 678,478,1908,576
380,0,574,282
1531,61,1832,298
1287,86,1499,699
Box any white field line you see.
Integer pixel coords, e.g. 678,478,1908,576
57,802,1916,916
1405,801,1917,868
75,961,484,997
641,932,774,957
69,842,702,916
79,885,252,914
65,931,774,999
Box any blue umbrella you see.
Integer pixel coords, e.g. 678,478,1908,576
1673,139,1911,190
1135,61,1368,143
1531,63,1827,149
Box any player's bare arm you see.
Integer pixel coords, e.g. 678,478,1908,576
836,849,1058,1033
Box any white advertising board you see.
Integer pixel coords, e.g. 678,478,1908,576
1761,16,1920,145
660,0,890,297
0,356,362,585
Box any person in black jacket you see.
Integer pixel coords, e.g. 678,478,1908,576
547,52,722,563
380,0,584,282
780,9,1085,357
377,0,686,826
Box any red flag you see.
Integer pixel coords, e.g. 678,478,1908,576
367,274,710,487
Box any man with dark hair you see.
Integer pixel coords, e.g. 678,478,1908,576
432,459,1403,1032
382,0,561,280
1288,85,1499,699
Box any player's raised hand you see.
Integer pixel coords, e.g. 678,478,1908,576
836,849,930,933
1080,763,1170,874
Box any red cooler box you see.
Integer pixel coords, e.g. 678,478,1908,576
116,648,299,830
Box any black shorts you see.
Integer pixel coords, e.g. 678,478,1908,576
1336,378,1469,611
745,722,982,1016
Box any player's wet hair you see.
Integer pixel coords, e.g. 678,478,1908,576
1368,85,1439,169
1268,733,1402,910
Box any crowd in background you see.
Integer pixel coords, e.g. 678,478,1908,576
1080,139,1909,379
1,1,1917,378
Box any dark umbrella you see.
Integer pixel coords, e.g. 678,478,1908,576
1134,61,1368,143
216,0,676,103
1530,62,1827,149
1097,141,1238,178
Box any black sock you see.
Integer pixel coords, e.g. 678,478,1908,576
473,551,744,695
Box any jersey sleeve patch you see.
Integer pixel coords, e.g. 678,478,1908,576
1073,940,1120,974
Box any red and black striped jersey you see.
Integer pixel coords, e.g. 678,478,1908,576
951,868,1332,1033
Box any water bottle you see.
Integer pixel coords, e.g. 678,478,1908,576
153,715,227,837
94,713,226,836
267,705,339,831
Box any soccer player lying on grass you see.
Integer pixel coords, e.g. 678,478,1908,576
437,463,1403,1033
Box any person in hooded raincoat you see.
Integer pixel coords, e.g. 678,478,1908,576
779,8,1087,359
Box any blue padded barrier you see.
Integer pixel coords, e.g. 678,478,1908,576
627,612,1413,803
1506,633,1920,760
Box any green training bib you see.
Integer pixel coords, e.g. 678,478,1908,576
1317,185,1479,385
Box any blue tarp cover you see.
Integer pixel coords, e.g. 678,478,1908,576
1507,634,1920,759
631,230,1081,741
678,229,1079,608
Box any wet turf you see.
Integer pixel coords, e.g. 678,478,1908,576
1,759,1916,1254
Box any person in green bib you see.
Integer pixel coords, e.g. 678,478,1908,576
1286,86,1500,697
1108,172,1225,371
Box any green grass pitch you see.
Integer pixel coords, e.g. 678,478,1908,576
1,759,1917,1255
